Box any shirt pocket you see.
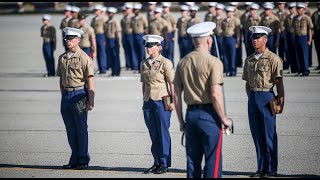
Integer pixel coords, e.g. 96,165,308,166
69,59,81,70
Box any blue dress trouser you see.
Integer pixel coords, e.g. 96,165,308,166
278,32,287,68
286,32,298,73
133,33,146,71
178,36,190,59
96,34,107,73
295,35,310,74
42,42,55,76
185,105,223,178
267,34,277,54
123,33,138,70
248,91,278,174
246,32,255,56
163,32,174,65
236,34,243,67
61,89,90,166
82,48,91,57
223,36,237,75
106,38,121,76
308,36,313,67
143,99,171,168
314,31,320,68
187,35,195,55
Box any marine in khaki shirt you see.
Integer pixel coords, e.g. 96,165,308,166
140,54,174,101
104,17,122,39
56,47,94,88
292,14,314,36
275,4,290,33
131,13,148,34
162,12,176,34
242,48,283,90
149,16,168,40
41,22,56,48
176,14,190,38
79,24,96,49
91,13,108,35
121,11,134,35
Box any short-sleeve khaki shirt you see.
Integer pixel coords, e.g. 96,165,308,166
246,15,261,32
173,48,224,105
242,48,283,90
149,18,168,37
212,15,225,36
292,15,314,36
140,54,174,101
284,13,296,34
259,14,281,34
91,15,108,34
276,10,290,32
121,13,134,34
67,18,80,28
79,25,96,48
104,18,122,39
56,48,94,87
60,17,71,30
176,16,191,37
162,12,176,33
221,16,241,37
187,16,202,29
131,14,148,34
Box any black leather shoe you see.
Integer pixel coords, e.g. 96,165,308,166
154,166,168,174
62,164,77,169
143,165,159,174
76,164,89,170
249,171,263,177
260,172,278,178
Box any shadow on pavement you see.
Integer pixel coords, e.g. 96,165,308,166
1,164,320,178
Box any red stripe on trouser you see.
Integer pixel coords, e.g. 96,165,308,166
214,129,222,178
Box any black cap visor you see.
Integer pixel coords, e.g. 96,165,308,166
144,42,159,48
250,33,267,39
64,35,78,40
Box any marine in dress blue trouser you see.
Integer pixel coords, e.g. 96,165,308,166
133,33,146,71
223,36,237,75
178,36,190,59
267,34,277,54
106,38,121,76
278,32,288,69
185,105,223,178
123,33,138,70
143,99,172,168
248,91,278,174
42,42,55,76
295,35,310,75
95,34,107,73
163,32,174,65
286,32,298,73
61,88,90,166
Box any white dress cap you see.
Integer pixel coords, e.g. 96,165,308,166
216,3,225,10
263,2,274,9
133,3,142,10
121,6,126,11
143,34,164,43
250,3,260,10
108,7,117,13
42,14,51,20
229,2,239,6
180,5,190,11
288,2,296,8
296,2,306,8
71,6,80,13
249,26,272,35
63,27,84,37
65,5,72,11
124,2,133,9
208,2,217,7
187,21,216,38
162,2,171,7
185,2,195,6
148,2,157,5
94,4,104,11
225,6,235,12
190,5,199,11
245,2,253,6
277,2,286,4
154,7,163,13
101,6,107,12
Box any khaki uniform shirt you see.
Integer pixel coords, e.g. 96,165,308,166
212,15,225,36
140,54,174,101
162,12,176,33
234,9,242,19
221,16,241,37
259,14,281,34
149,17,168,37
242,48,283,90
276,10,290,32
41,24,56,43
246,15,261,32
147,11,155,26
67,18,80,28
240,11,250,31
131,14,148,34
60,16,71,30
56,48,94,87
91,15,108,34
187,16,202,29
173,48,224,105
305,9,312,17
121,13,134,35
311,11,320,32
104,17,122,39
284,13,296,34
204,12,215,22
176,16,191,37
79,25,95,48
292,15,314,36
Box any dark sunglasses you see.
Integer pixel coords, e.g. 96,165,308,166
250,33,267,40
144,42,159,48
64,35,78,41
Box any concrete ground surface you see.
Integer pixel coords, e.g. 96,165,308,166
0,10,320,178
